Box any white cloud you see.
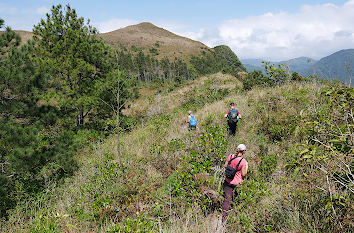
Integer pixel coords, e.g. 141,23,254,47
95,18,139,33
344,0,354,6
36,6,49,15
179,28,223,46
192,0,354,60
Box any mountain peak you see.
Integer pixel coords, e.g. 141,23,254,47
99,22,209,60
133,22,160,29
116,22,179,38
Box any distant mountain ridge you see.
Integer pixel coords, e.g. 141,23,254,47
282,57,317,73
241,58,265,66
308,49,354,83
242,57,316,73
242,49,354,83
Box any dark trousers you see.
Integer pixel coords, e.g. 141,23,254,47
228,120,237,135
222,181,237,221
188,124,196,131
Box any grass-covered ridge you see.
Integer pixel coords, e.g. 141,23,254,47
2,72,353,232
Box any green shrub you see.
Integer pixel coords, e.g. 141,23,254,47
258,154,278,178
243,70,271,90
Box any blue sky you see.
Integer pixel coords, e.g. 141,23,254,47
1,0,354,60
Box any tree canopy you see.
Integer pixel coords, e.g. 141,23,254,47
33,4,112,126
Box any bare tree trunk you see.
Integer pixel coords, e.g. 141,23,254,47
349,74,352,88
80,109,84,125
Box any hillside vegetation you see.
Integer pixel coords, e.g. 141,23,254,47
3,71,353,232
1,4,353,233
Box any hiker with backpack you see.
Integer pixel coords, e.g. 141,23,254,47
187,110,197,131
222,144,248,221
224,102,241,136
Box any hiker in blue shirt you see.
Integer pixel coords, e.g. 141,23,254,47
187,110,197,131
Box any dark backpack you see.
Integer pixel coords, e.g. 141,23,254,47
225,155,243,179
228,109,239,123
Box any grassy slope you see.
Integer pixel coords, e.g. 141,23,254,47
99,22,209,61
3,74,352,232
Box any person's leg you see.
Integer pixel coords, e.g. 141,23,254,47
231,122,236,135
227,121,233,135
222,182,234,221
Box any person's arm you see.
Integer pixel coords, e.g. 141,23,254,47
238,110,242,119
224,155,230,168
224,110,229,118
186,115,190,123
241,161,248,177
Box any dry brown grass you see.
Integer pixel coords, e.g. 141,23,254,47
123,72,242,118
15,30,34,44
0,30,34,46
98,22,210,61
161,208,225,233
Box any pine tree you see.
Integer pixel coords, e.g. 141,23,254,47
0,19,39,217
32,4,112,126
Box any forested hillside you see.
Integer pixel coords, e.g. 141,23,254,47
1,4,353,233
308,49,354,84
